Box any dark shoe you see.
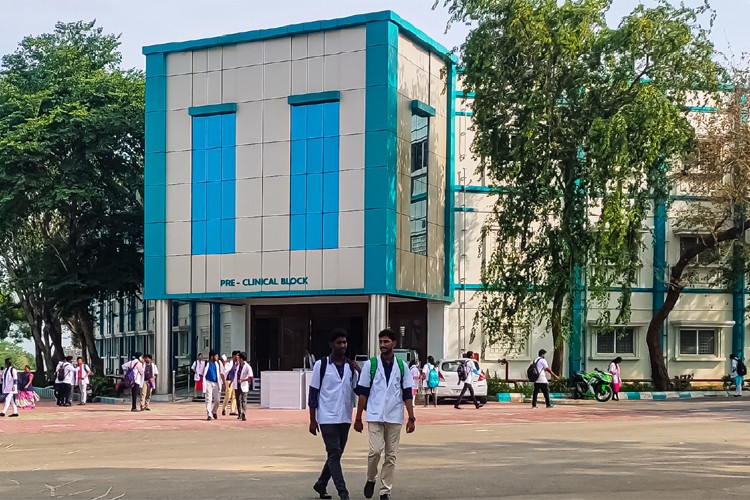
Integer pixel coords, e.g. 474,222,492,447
9,414,18,418
476,403,484,409
364,480,376,499
0,413,5,417
312,482,332,499
546,404,556,408
379,495,391,500
229,412,238,416
213,413,218,420
222,409,226,416
206,416,212,421
453,405,461,409
131,409,139,412
145,407,151,411
531,406,538,409
241,414,247,421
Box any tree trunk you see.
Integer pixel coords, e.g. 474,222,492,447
34,342,45,382
77,309,103,374
550,285,566,375
43,308,65,363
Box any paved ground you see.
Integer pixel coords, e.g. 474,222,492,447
0,398,748,499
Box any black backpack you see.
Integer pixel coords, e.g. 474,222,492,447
457,363,467,382
526,358,540,382
737,359,747,377
56,363,67,382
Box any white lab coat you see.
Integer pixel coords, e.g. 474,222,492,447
74,363,92,385
358,357,413,424
191,359,206,381
56,361,76,385
2,367,18,394
202,361,224,392
122,359,145,386
232,363,254,393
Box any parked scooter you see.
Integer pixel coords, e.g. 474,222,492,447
572,368,613,402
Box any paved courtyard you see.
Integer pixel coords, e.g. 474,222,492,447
0,398,748,499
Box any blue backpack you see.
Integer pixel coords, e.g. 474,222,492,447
124,362,137,388
427,365,440,388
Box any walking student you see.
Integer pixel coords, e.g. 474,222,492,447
221,351,238,416
421,356,439,408
141,354,158,411
203,350,225,420
191,353,206,398
608,357,622,401
531,349,559,409
1,358,19,417
455,352,482,409
233,351,253,421
75,357,92,405
60,356,76,406
16,365,39,409
409,360,420,400
309,329,360,500
122,353,145,412
730,353,746,397
354,328,416,500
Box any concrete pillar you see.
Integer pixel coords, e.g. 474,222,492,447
427,302,449,361
368,295,389,356
244,304,252,355
154,299,171,396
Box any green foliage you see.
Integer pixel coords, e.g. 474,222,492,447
442,0,722,366
90,375,114,397
620,381,654,392
485,372,513,394
0,340,34,369
515,382,534,397
548,376,571,394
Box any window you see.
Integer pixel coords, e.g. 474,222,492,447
679,328,716,355
191,111,236,255
289,101,340,250
680,236,720,266
410,114,428,255
595,328,635,356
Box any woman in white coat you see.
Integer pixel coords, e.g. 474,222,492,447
1,358,19,417
232,351,253,421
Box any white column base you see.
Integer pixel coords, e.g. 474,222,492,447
154,300,171,396
367,295,389,356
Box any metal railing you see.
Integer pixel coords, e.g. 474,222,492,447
172,369,191,401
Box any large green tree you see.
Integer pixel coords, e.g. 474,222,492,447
0,21,144,374
441,0,720,380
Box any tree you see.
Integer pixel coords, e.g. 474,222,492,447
441,0,721,375
0,339,35,370
0,21,144,374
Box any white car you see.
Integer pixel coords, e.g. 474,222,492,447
435,359,488,404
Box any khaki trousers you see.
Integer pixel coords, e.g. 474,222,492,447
221,381,236,413
140,383,153,409
366,422,402,496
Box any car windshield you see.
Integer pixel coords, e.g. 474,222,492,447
441,360,481,372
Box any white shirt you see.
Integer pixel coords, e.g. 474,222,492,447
122,359,145,386
310,358,356,425
409,365,420,388
358,357,413,425
223,360,234,376
2,367,17,394
202,360,224,390
464,359,477,386
608,362,620,384
75,363,92,384
731,358,739,378
534,357,549,384
422,363,435,388
232,362,254,392
57,361,76,385
191,359,206,381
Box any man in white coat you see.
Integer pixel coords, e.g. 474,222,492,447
1,358,19,417
354,329,415,500
141,354,159,411
191,353,206,398
122,353,145,412
75,356,92,405
233,351,253,421
203,350,225,421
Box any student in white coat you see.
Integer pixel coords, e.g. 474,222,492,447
354,329,415,500
191,353,206,398
122,353,145,412
1,358,19,417
141,354,159,411
308,329,360,500
75,357,92,405
232,351,253,421
203,350,225,421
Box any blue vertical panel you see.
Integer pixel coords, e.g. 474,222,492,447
306,213,323,248
322,171,338,213
323,212,338,249
221,180,235,220
221,114,235,148
192,116,207,150
192,149,207,183
191,183,207,221
290,214,306,250
206,182,222,220
323,102,340,138
221,218,235,253
206,148,222,182
323,136,339,172
206,115,222,149
306,105,324,138
291,140,307,175
290,175,306,215
307,138,323,174
291,106,307,140
206,220,222,254
221,147,236,181
192,221,207,254
307,173,323,214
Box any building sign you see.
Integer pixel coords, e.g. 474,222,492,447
220,277,309,287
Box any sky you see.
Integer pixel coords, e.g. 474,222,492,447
1,0,750,71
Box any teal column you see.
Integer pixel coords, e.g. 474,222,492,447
569,266,583,376
652,199,667,351
732,206,746,357
444,62,456,299
211,303,222,354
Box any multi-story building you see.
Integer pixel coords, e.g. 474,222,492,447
95,10,746,393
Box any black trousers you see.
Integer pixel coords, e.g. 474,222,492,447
235,387,246,416
316,423,351,497
532,382,551,407
54,383,62,405
131,384,141,410
456,382,479,407
60,383,72,405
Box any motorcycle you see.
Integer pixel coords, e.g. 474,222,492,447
572,368,613,402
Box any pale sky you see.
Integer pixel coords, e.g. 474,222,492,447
2,0,749,71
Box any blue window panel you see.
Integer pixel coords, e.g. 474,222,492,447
307,173,323,214
207,115,222,149
222,147,236,181
221,218,235,254
192,116,207,150
306,104,324,139
322,171,339,213
206,148,222,182
290,214,306,251
306,213,323,249
221,114,236,148
323,212,338,249
322,102,339,138
307,138,323,174
291,106,307,141
192,220,207,254
323,136,339,173
206,220,222,254
290,175,307,215
206,182,222,220
221,180,235,220
291,140,307,175
192,149,207,183
192,183,207,221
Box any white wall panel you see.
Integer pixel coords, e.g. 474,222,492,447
338,247,364,289
235,217,262,252
339,133,364,171
264,61,291,100
221,68,237,103
206,71,222,104
235,65,264,102
166,151,191,185
236,101,264,145
205,255,221,292
324,30,341,55
166,51,192,76
264,38,291,63
192,73,208,106
322,249,338,289
166,183,191,222
339,169,364,212
235,41,263,67
323,54,340,91
339,27,366,53
308,56,324,93
207,47,222,71
305,249,323,289
262,176,291,216
261,251,290,291
308,32,324,57
262,98,290,143
236,144,263,179
191,255,206,293
236,178,263,217
262,141,290,177
339,89,365,135
222,45,238,70
290,250,306,283
339,51,366,90
339,211,364,248
166,110,191,152
262,215,290,251
292,35,307,60
167,75,192,110
166,255,191,293
166,221,191,256
291,59,308,94
193,50,208,73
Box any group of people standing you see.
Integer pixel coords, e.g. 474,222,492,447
308,327,415,500
55,356,92,406
191,350,253,421
121,352,159,412
1,358,40,417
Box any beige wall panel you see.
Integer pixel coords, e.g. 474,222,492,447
291,59,308,94
166,183,191,222
193,50,208,73
235,65,264,102
235,217,262,253
166,255,191,294
206,71,222,104
339,27,366,53
339,169,364,212
261,251,290,291
339,134,364,171
264,61,291,100
292,35,307,60
262,98,290,143
308,56,324,93
166,221,191,256
205,255,221,292
262,176,291,216
262,215,290,251
166,110,191,152
167,74,192,110
264,38,291,63
338,247,364,289
236,144,263,179
191,255,206,293
339,89,365,135
236,101,264,145
166,51,192,76
236,178,263,218
207,47,222,71
339,51,366,90
322,249,338,289
235,41,264,68
308,32,324,57
166,151,191,185
306,249,323,289
323,53,340,91
262,141,291,177
222,45,238,70
192,73,208,106
221,68,238,103
339,210,364,248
